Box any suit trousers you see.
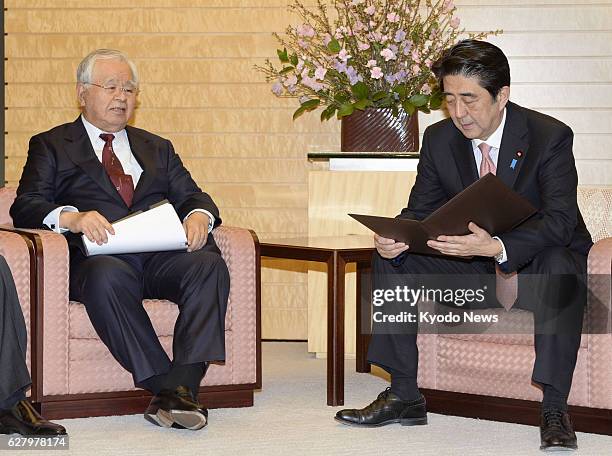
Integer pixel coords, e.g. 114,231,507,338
0,255,31,406
69,240,230,387
367,246,587,397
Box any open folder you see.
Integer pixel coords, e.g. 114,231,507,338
82,200,188,256
349,173,537,256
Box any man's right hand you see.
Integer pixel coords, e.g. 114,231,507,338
60,211,115,245
374,234,409,259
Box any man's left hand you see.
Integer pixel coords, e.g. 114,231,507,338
183,212,210,252
427,222,502,258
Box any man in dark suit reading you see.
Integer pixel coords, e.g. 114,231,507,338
10,49,230,431
335,40,592,451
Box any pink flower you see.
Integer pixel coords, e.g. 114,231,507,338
450,17,460,29
353,21,365,32
301,75,324,92
411,64,421,76
367,59,377,68
411,49,421,63
370,67,384,79
314,66,327,80
380,48,396,62
283,75,298,87
387,12,400,23
422,83,432,95
298,39,309,49
271,81,283,96
358,41,370,51
424,58,433,68
372,32,383,42
338,49,352,61
442,0,455,14
296,24,315,37
365,5,376,15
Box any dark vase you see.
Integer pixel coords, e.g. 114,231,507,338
340,108,419,152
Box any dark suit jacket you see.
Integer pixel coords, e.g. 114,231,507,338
397,101,592,273
10,117,221,256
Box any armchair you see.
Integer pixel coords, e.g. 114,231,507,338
410,185,612,433
0,187,261,419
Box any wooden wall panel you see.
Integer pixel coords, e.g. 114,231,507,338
4,1,611,343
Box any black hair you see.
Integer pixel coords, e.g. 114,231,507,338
432,40,510,98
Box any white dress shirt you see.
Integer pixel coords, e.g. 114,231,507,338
470,108,508,264
43,115,215,233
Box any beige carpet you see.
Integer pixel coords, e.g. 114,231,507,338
16,342,611,455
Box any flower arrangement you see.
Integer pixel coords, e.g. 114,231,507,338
256,0,500,121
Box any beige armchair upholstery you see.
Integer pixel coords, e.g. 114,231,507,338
0,229,34,397
414,186,611,413
0,187,261,419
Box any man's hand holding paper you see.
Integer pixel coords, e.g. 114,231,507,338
183,212,210,252
426,222,503,258
61,210,115,245
80,202,189,256
374,234,409,259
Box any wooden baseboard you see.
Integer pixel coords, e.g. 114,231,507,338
421,388,612,436
38,385,255,420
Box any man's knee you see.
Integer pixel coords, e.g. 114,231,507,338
186,250,229,282
73,256,138,300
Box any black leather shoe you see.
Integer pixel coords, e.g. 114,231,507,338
335,388,427,427
540,409,577,451
0,400,66,436
144,386,208,430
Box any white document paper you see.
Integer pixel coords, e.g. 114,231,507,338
82,202,188,256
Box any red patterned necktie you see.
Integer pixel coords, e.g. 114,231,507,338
478,142,517,310
99,133,134,207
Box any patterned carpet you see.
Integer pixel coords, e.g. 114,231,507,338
16,342,611,456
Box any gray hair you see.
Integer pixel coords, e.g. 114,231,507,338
76,49,139,86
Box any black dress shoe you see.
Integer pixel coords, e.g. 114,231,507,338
335,388,427,427
144,386,208,430
540,409,577,451
0,400,66,436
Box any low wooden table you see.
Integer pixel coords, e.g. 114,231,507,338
260,235,375,406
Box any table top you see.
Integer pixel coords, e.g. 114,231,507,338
260,235,375,252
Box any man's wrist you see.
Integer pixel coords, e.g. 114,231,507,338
492,238,504,262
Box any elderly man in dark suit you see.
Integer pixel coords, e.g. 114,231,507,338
335,40,592,451
0,255,66,435
10,49,230,431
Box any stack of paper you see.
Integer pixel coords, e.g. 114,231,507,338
82,201,188,256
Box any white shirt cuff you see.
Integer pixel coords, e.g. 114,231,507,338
184,209,215,233
43,206,78,233
492,236,508,264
